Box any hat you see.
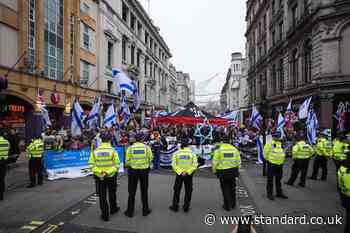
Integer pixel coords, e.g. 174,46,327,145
135,133,144,141
100,130,111,141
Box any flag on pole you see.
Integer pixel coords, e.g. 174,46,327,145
71,98,85,136
219,110,240,127
119,96,131,126
103,104,117,129
284,99,297,130
335,102,347,131
37,88,51,129
112,68,137,95
306,109,318,145
298,97,312,119
276,112,285,139
250,105,262,130
256,135,264,164
86,97,101,129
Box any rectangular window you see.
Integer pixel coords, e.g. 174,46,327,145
131,45,135,65
137,49,141,67
137,22,142,37
81,61,90,86
44,0,64,80
279,21,283,41
83,23,90,49
122,36,127,63
122,2,129,22
107,41,113,67
130,14,136,30
145,32,149,46
292,5,298,29
107,80,113,93
145,57,148,76
28,0,36,69
279,59,284,92
272,64,276,94
272,29,276,46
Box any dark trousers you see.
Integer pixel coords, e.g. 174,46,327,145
126,169,150,213
95,175,118,218
0,159,7,200
311,156,328,180
287,159,310,186
153,151,160,169
217,168,238,209
29,157,43,186
172,174,193,208
266,162,283,196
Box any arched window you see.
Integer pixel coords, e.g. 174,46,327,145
341,24,350,74
303,39,312,84
291,49,298,88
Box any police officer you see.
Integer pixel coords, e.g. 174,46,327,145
88,131,120,221
124,133,153,218
264,131,288,200
310,131,332,180
0,130,9,200
285,134,314,187
337,155,350,233
333,132,349,171
212,137,241,211
169,138,198,213
26,134,44,188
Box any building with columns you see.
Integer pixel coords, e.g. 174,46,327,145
246,0,350,130
97,0,174,121
220,52,249,121
0,0,100,143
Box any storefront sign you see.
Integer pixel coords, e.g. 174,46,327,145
51,93,60,104
0,104,25,113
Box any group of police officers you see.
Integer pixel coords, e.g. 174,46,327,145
1,128,350,232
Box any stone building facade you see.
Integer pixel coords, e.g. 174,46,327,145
246,0,350,129
220,52,249,121
176,71,191,107
0,0,100,142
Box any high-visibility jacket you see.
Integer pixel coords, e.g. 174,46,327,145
264,140,285,165
315,137,332,157
26,139,44,158
0,136,9,160
172,148,198,175
333,139,349,161
292,141,314,159
338,166,350,197
125,142,153,169
212,143,241,173
88,142,120,178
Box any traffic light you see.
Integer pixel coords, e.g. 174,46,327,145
0,76,8,91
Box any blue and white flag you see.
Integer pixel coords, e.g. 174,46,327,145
250,105,262,130
306,109,318,145
71,99,85,136
103,104,117,129
41,107,52,129
86,97,101,129
298,97,312,119
276,112,285,139
120,96,131,125
256,135,264,164
112,68,137,95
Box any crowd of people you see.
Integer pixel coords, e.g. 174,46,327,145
2,117,350,233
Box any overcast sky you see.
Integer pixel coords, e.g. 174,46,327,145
139,0,247,102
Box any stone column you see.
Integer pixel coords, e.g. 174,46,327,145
319,93,334,129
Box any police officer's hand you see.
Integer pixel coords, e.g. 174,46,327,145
101,171,107,177
181,172,188,176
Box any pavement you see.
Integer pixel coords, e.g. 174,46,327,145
0,155,346,233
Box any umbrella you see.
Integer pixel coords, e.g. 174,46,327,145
156,102,228,125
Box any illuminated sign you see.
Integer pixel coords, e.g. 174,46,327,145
0,105,25,113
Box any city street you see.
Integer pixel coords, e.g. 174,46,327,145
0,157,344,233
